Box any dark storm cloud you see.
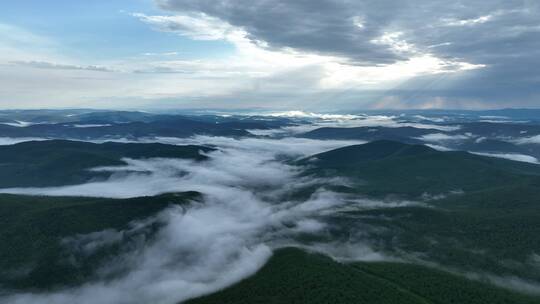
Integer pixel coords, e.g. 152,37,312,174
400,2,540,106
156,0,406,65
156,0,540,108
156,1,538,63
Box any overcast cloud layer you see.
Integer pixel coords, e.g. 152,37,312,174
154,0,540,108
0,1,538,109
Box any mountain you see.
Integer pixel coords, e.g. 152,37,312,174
0,140,213,187
299,122,540,160
299,140,540,197
455,122,540,137
300,126,434,142
73,111,157,123
188,247,539,304
0,118,252,139
303,140,434,165
0,110,297,140
0,192,199,289
473,109,540,121
1,113,540,303
292,141,540,286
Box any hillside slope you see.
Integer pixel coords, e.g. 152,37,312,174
188,248,540,304
299,140,540,196
0,140,212,187
0,192,199,289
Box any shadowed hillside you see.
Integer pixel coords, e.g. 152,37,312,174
0,140,213,187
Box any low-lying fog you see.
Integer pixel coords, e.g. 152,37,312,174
2,135,410,304
2,113,540,303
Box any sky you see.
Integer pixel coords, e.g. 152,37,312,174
0,0,539,110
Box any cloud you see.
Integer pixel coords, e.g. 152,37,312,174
0,121,37,127
442,14,494,27
327,197,427,213
304,242,392,263
142,52,179,56
10,1,530,109
155,0,403,65
132,66,193,74
0,136,364,198
513,135,540,145
0,137,49,145
0,135,410,304
2,132,539,302
425,144,454,151
247,113,460,136
9,61,117,72
0,113,454,147
6,203,273,304
413,115,445,123
139,0,540,109
117,3,493,110
72,124,113,128
471,152,539,164
267,111,360,120
0,2,539,109
153,1,516,68
0,23,57,62
464,272,540,296
418,133,471,143
143,135,368,160
132,12,238,41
